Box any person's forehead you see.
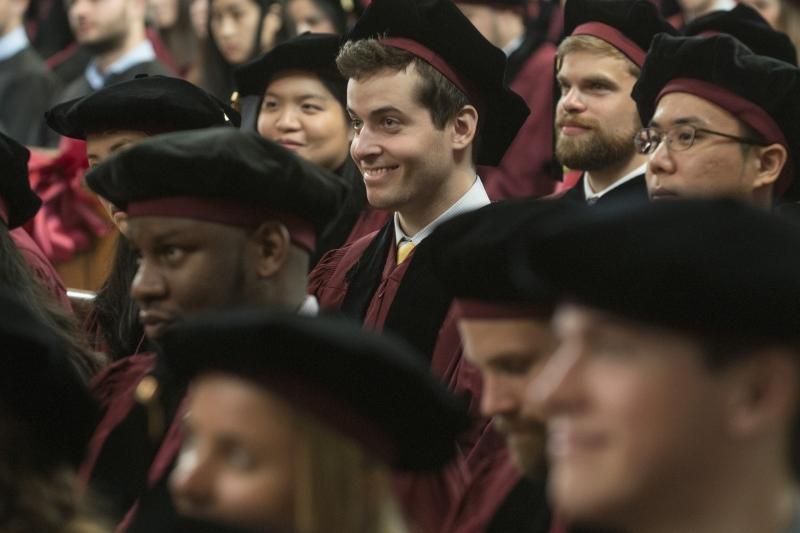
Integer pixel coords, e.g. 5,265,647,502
558,50,635,82
459,317,553,361
652,92,738,128
346,67,421,114
127,216,240,242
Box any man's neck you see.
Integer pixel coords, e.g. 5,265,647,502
585,153,647,194
0,21,21,38
94,28,146,72
396,166,475,237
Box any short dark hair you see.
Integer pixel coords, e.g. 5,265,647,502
336,38,471,130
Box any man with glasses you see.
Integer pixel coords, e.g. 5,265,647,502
632,33,800,208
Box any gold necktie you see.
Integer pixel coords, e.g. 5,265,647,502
397,240,416,264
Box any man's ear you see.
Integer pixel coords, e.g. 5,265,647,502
250,221,291,279
451,104,479,151
723,347,799,439
752,143,788,190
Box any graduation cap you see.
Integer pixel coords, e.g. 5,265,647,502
0,286,99,470
632,33,800,200
45,75,241,140
234,33,346,131
345,0,530,166
85,128,351,253
453,0,527,6
428,199,559,319
158,309,470,471
563,0,678,67
511,198,800,345
0,132,41,229
683,3,797,65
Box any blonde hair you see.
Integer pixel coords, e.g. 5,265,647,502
556,34,642,78
292,408,409,533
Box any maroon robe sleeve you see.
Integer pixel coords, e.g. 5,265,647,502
345,207,392,245
478,43,559,201
10,227,72,312
80,352,157,484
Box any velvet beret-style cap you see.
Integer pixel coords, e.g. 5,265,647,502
683,3,797,65
346,0,530,166
563,0,677,67
0,132,41,229
46,75,241,140
85,128,351,250
158,309,470,471
428,199,559,317
512,198,800,344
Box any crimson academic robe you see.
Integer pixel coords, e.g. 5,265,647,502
478,41,559,201
308,222,518,533
10,226,72,311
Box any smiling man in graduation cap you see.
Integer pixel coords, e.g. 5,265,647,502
306,0,529,529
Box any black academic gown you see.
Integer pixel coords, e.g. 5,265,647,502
0,45,60,146
559,173,649,205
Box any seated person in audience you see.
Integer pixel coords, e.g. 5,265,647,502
0,0,60,146
46,75,239,360
554,0,676,206
286,0,348,34
631,34,800,208
81,128,349,528
428,199,563,533
514,198,800,533
161,310,468,533
234,32,390,267
0,132,102,380
0,287,102,532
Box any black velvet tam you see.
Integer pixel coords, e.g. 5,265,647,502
85,128,351,239
683,3,797,65
563,0,677,66
46,75,241,140
429,199,559,308
158,309,470,471
0,132,41,229
512,198,800,344
346,0,530,166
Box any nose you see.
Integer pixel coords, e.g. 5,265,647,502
69,0,90,18
218,15,236,37
275,107,301,132
350,126,381,162
130,259,167,306
480,375,519,419
558,87,586,115
646,136,676,188
169,446,214,513
526,341,585,420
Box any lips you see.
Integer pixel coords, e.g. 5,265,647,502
547,422,607,460
650,188,679,200
139,310,175,338
277,138,305,150
361,165,399,181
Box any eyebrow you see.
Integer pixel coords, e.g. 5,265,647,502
649,116,705,129
347,105,404,119
266,91,328,101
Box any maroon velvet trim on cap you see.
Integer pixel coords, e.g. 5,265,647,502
127,196,317,252
380,37,484,109
571,22,647,67
453,298,551,320
253,373,396,464
0,197,7,225
657,78,794,196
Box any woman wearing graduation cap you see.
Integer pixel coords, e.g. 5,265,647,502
161,310,469,533
234,32,390,267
